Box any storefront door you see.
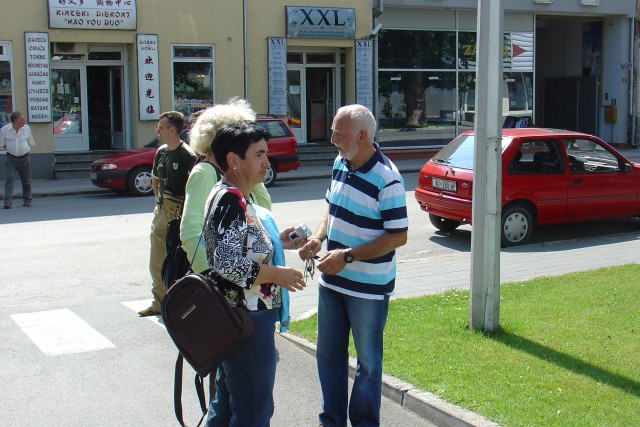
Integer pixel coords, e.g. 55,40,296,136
287,51,343,144
51,67,87,151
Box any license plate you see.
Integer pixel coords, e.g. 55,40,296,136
89,172,97,180
432,177,457,192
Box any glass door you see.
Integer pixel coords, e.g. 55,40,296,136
287,69,304,143
51,67,87,151
109,67,124,149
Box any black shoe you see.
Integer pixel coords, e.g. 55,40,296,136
138,306,161,317
23,201,31,207
4,202,11,209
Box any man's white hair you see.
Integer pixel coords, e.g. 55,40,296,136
189,98,256,155
336,104,377,143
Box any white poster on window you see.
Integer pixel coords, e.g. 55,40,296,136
48,0,137,30
25,32,51,123
355,39,373,112
137,34,160,121
268,37,287,116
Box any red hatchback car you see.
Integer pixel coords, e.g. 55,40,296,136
90,116,300,196
415,128,640,246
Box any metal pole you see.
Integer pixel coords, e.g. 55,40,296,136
469,0,503,332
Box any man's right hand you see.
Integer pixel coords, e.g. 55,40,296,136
298,238,322,261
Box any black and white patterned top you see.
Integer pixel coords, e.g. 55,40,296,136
203,182,280,311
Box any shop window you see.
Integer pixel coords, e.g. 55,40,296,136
88,51,121,61
0,42,13,125
306,53,335,64
505,72,533,113
378,71,455,129
287,53,303,64
378,29,456,70
458,32,477,70
172,45,214,117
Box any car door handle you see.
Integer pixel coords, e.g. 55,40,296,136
572,178,583,184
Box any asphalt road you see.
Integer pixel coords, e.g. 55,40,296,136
1,173,639,426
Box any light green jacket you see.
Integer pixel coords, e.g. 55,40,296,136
180,162,271,274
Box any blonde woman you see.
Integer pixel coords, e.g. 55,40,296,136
180,98,271,274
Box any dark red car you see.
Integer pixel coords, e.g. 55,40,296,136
90,116,300,196
415,128,640,246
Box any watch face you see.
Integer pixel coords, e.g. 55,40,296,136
344,251,354,263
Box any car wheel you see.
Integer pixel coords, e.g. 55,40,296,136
501,204,533,247
263,160,277,188
429,214,461,232
128,166,153,196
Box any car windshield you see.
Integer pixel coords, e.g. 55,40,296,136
257,120,287,138
433,134,512,170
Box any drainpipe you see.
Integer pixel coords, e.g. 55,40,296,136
373,0,383,140
631,16,637,148
243,0,249,99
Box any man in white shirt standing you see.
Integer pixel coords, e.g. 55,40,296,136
0,111,36,209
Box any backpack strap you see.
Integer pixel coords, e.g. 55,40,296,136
174,353,208,427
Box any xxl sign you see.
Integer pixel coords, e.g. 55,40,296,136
286,6,355,39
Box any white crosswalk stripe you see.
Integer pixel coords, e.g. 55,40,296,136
121,299,166,329
10,308,115,356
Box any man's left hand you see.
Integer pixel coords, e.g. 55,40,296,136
317,249,348,276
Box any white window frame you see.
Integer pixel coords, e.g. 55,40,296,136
170,44,215,117
0,41,15,125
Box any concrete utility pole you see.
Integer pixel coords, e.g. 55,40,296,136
469,0,503,332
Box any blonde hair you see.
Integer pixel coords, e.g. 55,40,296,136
189,98,256,155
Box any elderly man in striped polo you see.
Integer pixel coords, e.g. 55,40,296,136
299,104,408,427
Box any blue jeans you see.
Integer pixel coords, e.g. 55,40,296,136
316,285,390,427
206,308,277,427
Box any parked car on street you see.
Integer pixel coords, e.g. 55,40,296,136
89,116,300,196
415,128,640,246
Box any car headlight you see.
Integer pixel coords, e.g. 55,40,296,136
99,164,118,171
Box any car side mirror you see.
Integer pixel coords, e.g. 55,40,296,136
623,163,632,173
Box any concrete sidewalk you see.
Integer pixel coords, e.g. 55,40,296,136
0,157,428,200
2,146,639,200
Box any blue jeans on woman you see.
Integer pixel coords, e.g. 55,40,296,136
316,285,390,427
206,308,277,427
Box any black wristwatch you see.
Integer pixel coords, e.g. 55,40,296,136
343,249,354,264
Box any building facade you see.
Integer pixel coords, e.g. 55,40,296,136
0,0,372,178
1,1,638,179
373,0,636,148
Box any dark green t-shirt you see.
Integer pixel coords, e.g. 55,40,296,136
152,142,197,204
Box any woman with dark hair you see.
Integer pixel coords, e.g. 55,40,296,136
202,120,306,426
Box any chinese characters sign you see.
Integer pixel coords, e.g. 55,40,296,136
286,6,355,39
355,39,373,112
268,38,287,116
137,34,160,121
48,0,137,30
25,32,52,123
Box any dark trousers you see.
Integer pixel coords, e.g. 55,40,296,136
4,153,32,204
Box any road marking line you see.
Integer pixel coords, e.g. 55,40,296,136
10,308,115,356
121,299,165,329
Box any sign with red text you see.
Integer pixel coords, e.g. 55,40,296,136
137,34,160,121
48,0,137,30
24,32,52,123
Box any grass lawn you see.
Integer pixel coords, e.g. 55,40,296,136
289,264,640,427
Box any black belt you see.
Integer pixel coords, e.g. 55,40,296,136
8,152,29,159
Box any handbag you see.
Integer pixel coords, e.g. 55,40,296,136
161,187,254,427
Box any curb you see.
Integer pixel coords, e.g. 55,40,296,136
280,332,500,427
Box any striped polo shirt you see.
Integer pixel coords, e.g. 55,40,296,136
320,147,408,299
